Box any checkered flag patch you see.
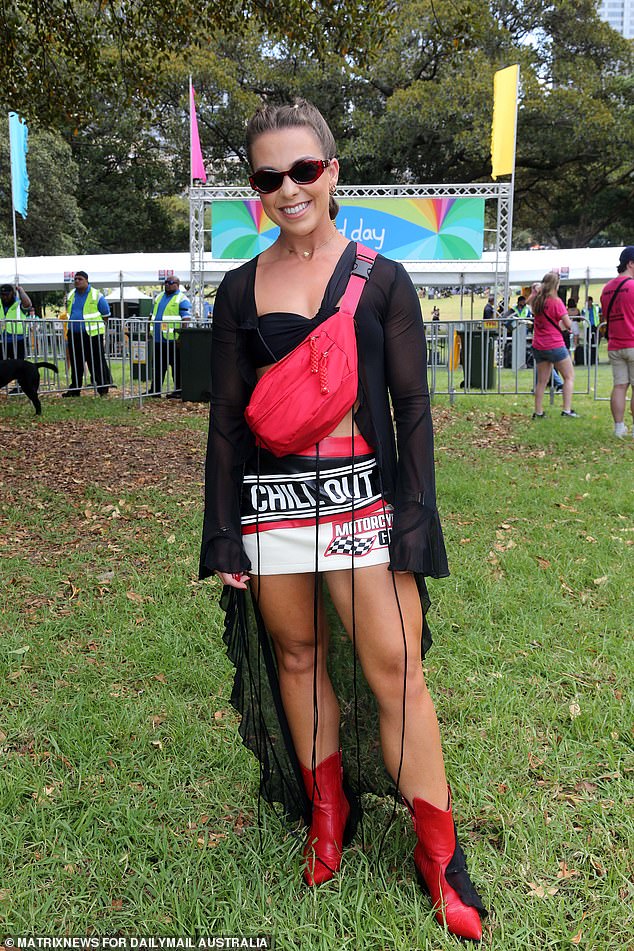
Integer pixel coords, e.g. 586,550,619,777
326,535,376,557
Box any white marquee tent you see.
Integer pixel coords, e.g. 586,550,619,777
0,246,625,292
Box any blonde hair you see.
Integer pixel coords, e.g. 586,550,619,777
245,99,339,220
531,272,560,315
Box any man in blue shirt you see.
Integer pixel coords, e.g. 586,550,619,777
63,271,112,397
151,276,191,397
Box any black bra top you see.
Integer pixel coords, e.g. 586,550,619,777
245,312,332,367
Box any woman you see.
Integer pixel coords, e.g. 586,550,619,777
199,100,486,942
530,272,578,418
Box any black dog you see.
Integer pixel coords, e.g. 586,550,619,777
0,359,59,415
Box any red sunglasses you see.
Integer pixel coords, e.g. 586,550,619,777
249,159,331,194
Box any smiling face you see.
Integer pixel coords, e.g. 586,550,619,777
249,127,338,240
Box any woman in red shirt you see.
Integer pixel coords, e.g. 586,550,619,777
530,272,578,418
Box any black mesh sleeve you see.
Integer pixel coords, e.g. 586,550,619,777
199,277,254,579
383,265,449,578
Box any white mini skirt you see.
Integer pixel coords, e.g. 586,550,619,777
241,435,393,575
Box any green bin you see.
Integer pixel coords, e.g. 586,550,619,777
457,328,497,390
179,326,213,402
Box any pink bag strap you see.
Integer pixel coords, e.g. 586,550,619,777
338,243,378,317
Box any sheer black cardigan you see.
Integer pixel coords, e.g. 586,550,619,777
199,241,449,582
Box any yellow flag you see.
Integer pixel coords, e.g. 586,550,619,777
491,65,519,180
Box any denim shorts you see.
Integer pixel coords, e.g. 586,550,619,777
533,346,570,364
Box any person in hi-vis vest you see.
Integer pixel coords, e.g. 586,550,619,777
1,282,32,361
151,276,191,396
63,271,111,396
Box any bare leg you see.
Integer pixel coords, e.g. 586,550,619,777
325,565,447,810
555,355,575,412
534,360,552,415
610,382,628,424
250,572,340,767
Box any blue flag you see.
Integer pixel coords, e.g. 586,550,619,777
9,112,29,219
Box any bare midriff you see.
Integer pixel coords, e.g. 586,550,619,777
255,363,361,439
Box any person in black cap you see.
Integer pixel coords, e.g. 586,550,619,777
600,246,634,437
1,282,32,361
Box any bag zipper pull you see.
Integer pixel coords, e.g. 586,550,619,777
309,336,319,374
319,351,329,394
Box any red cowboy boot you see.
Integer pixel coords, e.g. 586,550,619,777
300,750,358,886
408,789,486,942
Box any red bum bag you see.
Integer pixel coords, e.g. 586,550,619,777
244,244,377,457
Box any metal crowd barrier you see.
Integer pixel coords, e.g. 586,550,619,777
0,315,614,409
592,322,611,402
0,317,211,404
425,316,599,403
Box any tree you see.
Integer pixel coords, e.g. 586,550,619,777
154,0,634,248
0,0,393,125
67,102,187,252
0,129,86,257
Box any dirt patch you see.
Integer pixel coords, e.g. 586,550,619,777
0,404,208,497
1,401,525,513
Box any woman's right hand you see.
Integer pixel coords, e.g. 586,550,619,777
216,570,250,590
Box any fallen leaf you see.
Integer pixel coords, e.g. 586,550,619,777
126,590,144,603
569,702,581,719
528,752,544,770
575,781,598,793
557,861,579,880
166,534,176,544
528,881,559,898
593,576,608,586
570,930,582,944
537,556,551,569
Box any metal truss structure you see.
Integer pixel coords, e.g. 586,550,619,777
189,182,513,319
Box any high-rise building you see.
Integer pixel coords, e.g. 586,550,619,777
597,0,634,38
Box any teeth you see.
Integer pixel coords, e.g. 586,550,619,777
282,202,309,216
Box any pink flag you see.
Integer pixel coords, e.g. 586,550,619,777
190,83,207,183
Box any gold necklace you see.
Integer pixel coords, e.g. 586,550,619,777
283,226,338,259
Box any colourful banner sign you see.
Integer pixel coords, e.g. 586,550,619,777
211,197,485,261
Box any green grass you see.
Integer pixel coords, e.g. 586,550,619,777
0,393,632,949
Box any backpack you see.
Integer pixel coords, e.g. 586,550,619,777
244,244,377,457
